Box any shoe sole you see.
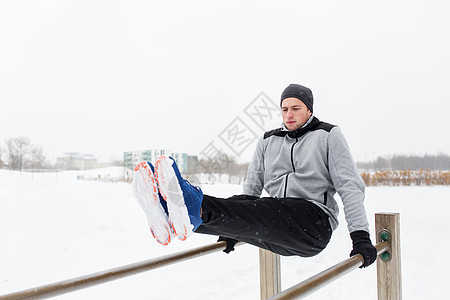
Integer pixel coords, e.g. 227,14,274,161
132,162,172,245
155,156,192,240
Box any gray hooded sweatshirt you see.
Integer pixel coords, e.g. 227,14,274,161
242,116,369,234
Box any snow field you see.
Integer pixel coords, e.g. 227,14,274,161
0,169,449,299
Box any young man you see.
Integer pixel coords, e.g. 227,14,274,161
133,84,377,267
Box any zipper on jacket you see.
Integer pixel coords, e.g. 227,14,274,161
284,138,298,198
290,138,298,172
284,173,289,198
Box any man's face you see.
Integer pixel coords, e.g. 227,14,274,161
281,97,312,131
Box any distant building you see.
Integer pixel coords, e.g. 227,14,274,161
124,150,196,174
57,153,97,170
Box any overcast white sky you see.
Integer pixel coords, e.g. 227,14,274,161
1,0,449,163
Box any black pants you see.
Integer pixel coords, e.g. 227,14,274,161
195,194,332,257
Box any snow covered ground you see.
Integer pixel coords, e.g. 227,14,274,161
0,168,448,299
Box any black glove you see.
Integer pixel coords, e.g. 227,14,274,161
217,236,239,254
349,230,377,268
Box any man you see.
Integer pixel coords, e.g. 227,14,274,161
133,84,377,267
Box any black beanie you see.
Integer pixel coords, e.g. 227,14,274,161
280,84,314,112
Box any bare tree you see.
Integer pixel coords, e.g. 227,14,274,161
6,136,31,170
0,145,4,168
229,160,250,184
193,152,250,184
27,145,47,170
357,153,450,171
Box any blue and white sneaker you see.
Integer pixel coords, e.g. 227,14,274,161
155,155,203,241
132,161,172,245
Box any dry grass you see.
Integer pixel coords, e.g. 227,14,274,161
360,169,450,186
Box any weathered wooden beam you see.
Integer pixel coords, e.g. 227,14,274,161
259,248,281,300
376,213,402,300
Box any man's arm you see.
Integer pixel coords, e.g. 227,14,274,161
242,137,265,197
328,127,376,267
328,127,369,233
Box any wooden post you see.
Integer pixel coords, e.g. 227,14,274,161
376,213,402,300
259,248,281,300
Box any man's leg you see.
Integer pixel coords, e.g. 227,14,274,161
196,195,332,257
151,155,331,256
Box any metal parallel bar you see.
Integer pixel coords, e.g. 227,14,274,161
269,242,390,300
0,241,244,300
